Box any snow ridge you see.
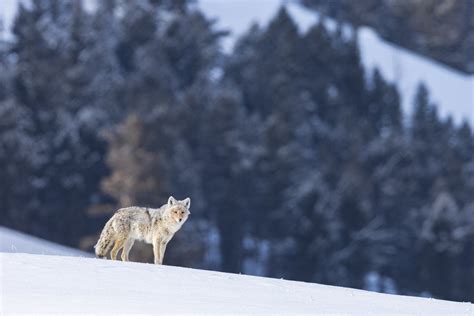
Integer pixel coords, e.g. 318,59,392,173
0,226,91,257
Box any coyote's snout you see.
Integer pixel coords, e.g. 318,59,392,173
94,196,190,264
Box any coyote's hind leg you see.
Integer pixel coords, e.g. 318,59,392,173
110,238,126,260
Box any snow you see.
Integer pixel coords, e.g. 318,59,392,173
0,253,472,314
0,226,91,257
0,0,20,39
198,0,473,125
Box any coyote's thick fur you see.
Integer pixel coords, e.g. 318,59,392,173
95,196,190,264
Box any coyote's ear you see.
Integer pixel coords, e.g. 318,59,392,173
183,197,191,209
168,196,177,206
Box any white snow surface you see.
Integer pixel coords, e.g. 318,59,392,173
0,226,91,257
1,253,472,315
198,0,474,125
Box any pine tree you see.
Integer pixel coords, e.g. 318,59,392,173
0,98,35,231
191,85,252,272
300,21,334,120
393,83,474,300
366,69,401,137
161,11,222,91
10,0,106,245
102,114,166,208
80,0,124,124
226,7,304,117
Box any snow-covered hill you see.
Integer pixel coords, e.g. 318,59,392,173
198,0,474,125
0,226,91,257
1,253,472,314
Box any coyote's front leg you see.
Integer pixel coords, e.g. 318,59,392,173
159,241,168,265
153,239,162,264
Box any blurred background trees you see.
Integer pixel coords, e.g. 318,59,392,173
0,0,473,302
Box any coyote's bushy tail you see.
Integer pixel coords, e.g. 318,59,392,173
94,217,115,258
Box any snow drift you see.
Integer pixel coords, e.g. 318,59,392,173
1,253,472,314
0,226,91,257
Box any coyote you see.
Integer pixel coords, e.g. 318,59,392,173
95,196,190,264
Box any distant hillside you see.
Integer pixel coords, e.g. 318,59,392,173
300,0,474,75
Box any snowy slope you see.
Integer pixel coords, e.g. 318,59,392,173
1,253,472,314
358,27,474,125
198,0,474,125
0,226,91,257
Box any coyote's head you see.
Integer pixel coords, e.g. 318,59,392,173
167,196,191,224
